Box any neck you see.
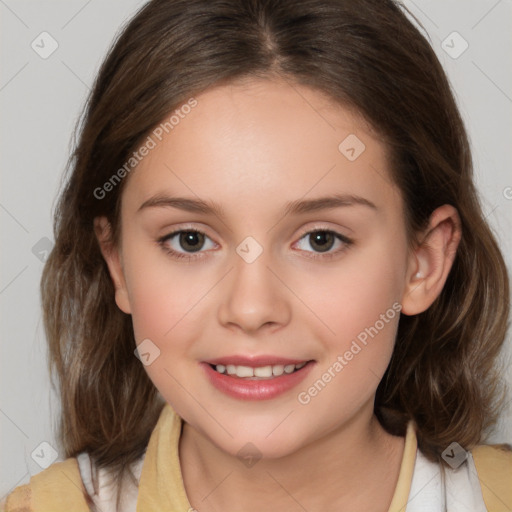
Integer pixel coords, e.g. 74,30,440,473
178,401,405,512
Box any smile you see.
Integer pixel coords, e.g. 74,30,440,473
201,358,315,400
211,362,307,379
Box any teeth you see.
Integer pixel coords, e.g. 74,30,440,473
235,365,254,378
284,364,295,374
272,365,284,376
214,362,308,379
254,366,273,378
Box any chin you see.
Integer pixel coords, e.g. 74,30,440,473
208,418,310,460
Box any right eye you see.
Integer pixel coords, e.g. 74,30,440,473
157,229,217,261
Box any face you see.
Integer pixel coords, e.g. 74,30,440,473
99,77,417,459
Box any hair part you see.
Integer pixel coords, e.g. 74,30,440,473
41,0,510,508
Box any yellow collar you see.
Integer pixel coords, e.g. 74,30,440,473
137,404,191,510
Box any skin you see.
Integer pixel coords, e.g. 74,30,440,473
95,77,461,511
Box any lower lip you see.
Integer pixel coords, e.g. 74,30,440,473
201,362,315,401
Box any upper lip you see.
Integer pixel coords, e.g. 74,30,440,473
204,355,311,367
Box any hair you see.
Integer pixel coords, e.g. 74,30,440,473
41,0,510,509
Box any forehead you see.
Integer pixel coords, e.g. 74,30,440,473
122,77,400,220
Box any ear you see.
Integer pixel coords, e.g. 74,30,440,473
94,216,132,314
401,204,462,316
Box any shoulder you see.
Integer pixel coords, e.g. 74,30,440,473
471,443,512,511
406,437,512,511
1,457,90,512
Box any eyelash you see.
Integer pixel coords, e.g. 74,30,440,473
156,227,353,262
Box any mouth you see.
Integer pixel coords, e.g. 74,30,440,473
201,357,315,400
208,361,309,380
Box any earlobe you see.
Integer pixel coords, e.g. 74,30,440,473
93,216,132,314
401,205,462,316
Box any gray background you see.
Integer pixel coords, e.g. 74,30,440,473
1,0,511,498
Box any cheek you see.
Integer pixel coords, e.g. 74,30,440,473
129,278,181,342
297,234,406,404
123,249,208,413
296,269,401,422
123,241,205,341
308,237,405,339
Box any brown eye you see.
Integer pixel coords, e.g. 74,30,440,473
158,229,216,261
308,231,336,253
294,229,353,260
178,231,205,252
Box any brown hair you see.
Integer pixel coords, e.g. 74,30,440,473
41,0,510,508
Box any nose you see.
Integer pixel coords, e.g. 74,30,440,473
217,246,292,335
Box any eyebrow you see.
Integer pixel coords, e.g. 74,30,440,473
137,193,377,217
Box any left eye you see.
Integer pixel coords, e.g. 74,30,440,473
294,229,351,256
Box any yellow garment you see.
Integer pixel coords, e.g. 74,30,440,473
2,403,511,511
472,443,512,511
136,403,191,510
